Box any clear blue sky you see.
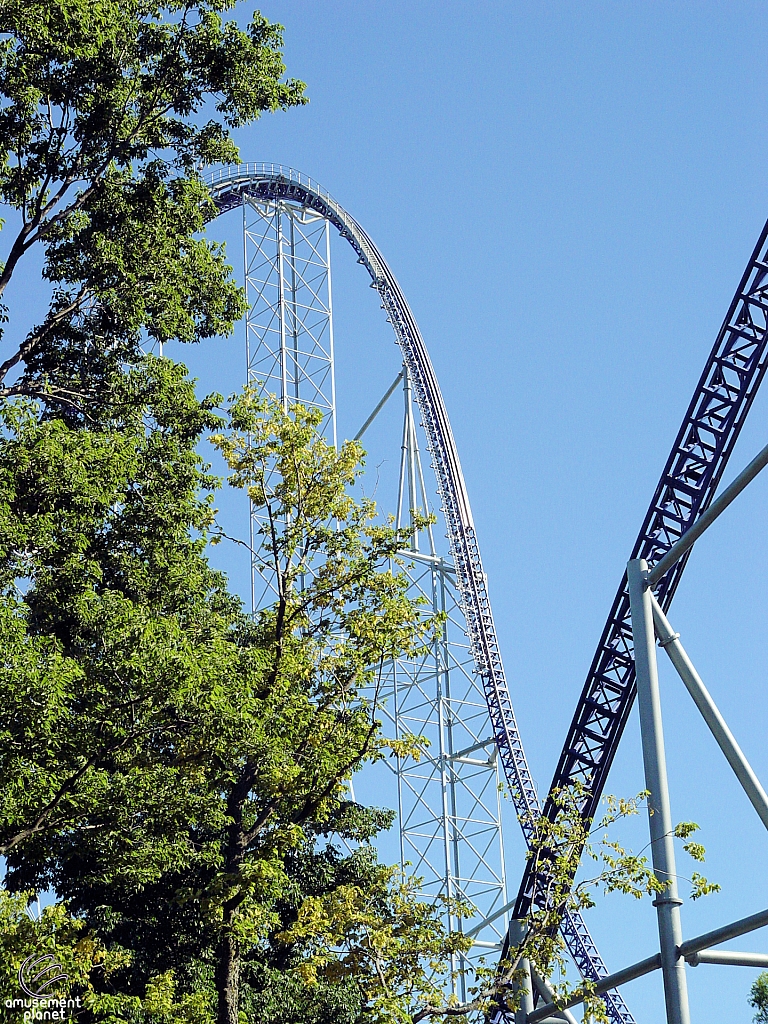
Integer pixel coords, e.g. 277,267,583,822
176,3,768,1021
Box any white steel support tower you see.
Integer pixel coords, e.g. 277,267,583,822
243,196,336,436
377,366,509,997
243,196,336,606
239,193,509,988
208,165,640,1022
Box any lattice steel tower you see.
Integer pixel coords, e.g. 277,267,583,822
243,194,336,606
209,164,632,1022
238,177,508,989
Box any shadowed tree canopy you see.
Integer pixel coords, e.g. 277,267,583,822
0,382,444,1023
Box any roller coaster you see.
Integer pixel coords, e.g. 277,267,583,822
206,163,768,1024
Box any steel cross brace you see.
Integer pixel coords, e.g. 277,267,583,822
527,905,768,1023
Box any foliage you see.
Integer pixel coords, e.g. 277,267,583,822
0,358,227,868
302,785,716,1024
234,783,718,1024
202,392,438,1022
0,357,234,1024
276,864,472,1024
488,786,718,1024
0,0,305,418
750,973,768,1024
0,380,722,1024
1,387,438,1023
0,889,213,1021
0,889,121,1004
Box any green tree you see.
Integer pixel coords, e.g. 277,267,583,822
1,389,439,1024
750,973,768,1023
200,394,436,1023
0,887,213,1022
0,4,310,1014
0,382,720,1024
0,0,308,888
0,358,234,1021
0,6,723,1024
0,0,304,417
0,360,225,859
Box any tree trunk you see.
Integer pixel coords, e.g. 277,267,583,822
216,927,241,1024
216,779,251,1024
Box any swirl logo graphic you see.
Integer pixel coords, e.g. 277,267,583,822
18,953,68,998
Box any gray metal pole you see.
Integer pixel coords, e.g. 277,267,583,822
516,958,534,1024
353,370,403,440
403,366,419,551
507,919,534,1024
678,905,768,959
324,218,338,450
627,558,691,1024
687,950,768,968
276,205,288,411
650,592,768,832
530,966,589,1024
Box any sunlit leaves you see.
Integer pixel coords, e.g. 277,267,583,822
750,972,768,1023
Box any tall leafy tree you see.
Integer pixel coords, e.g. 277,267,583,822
0,0,305,415
0,0,308,870
0,6,723,1024
0,5,450,1021
0,387,439,1023
2,385,715,1024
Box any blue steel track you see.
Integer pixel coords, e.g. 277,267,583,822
207,163,768,1024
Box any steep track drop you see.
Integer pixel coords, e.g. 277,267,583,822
207,163,635,1024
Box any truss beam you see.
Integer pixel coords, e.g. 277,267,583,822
243,197,336,442
516,213,768,942
243,196,336,609
648,435,768,585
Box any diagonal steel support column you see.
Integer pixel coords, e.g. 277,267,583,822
649,592,768,832
627,558,690,1024
529,966,582,1024
687,950,768,967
